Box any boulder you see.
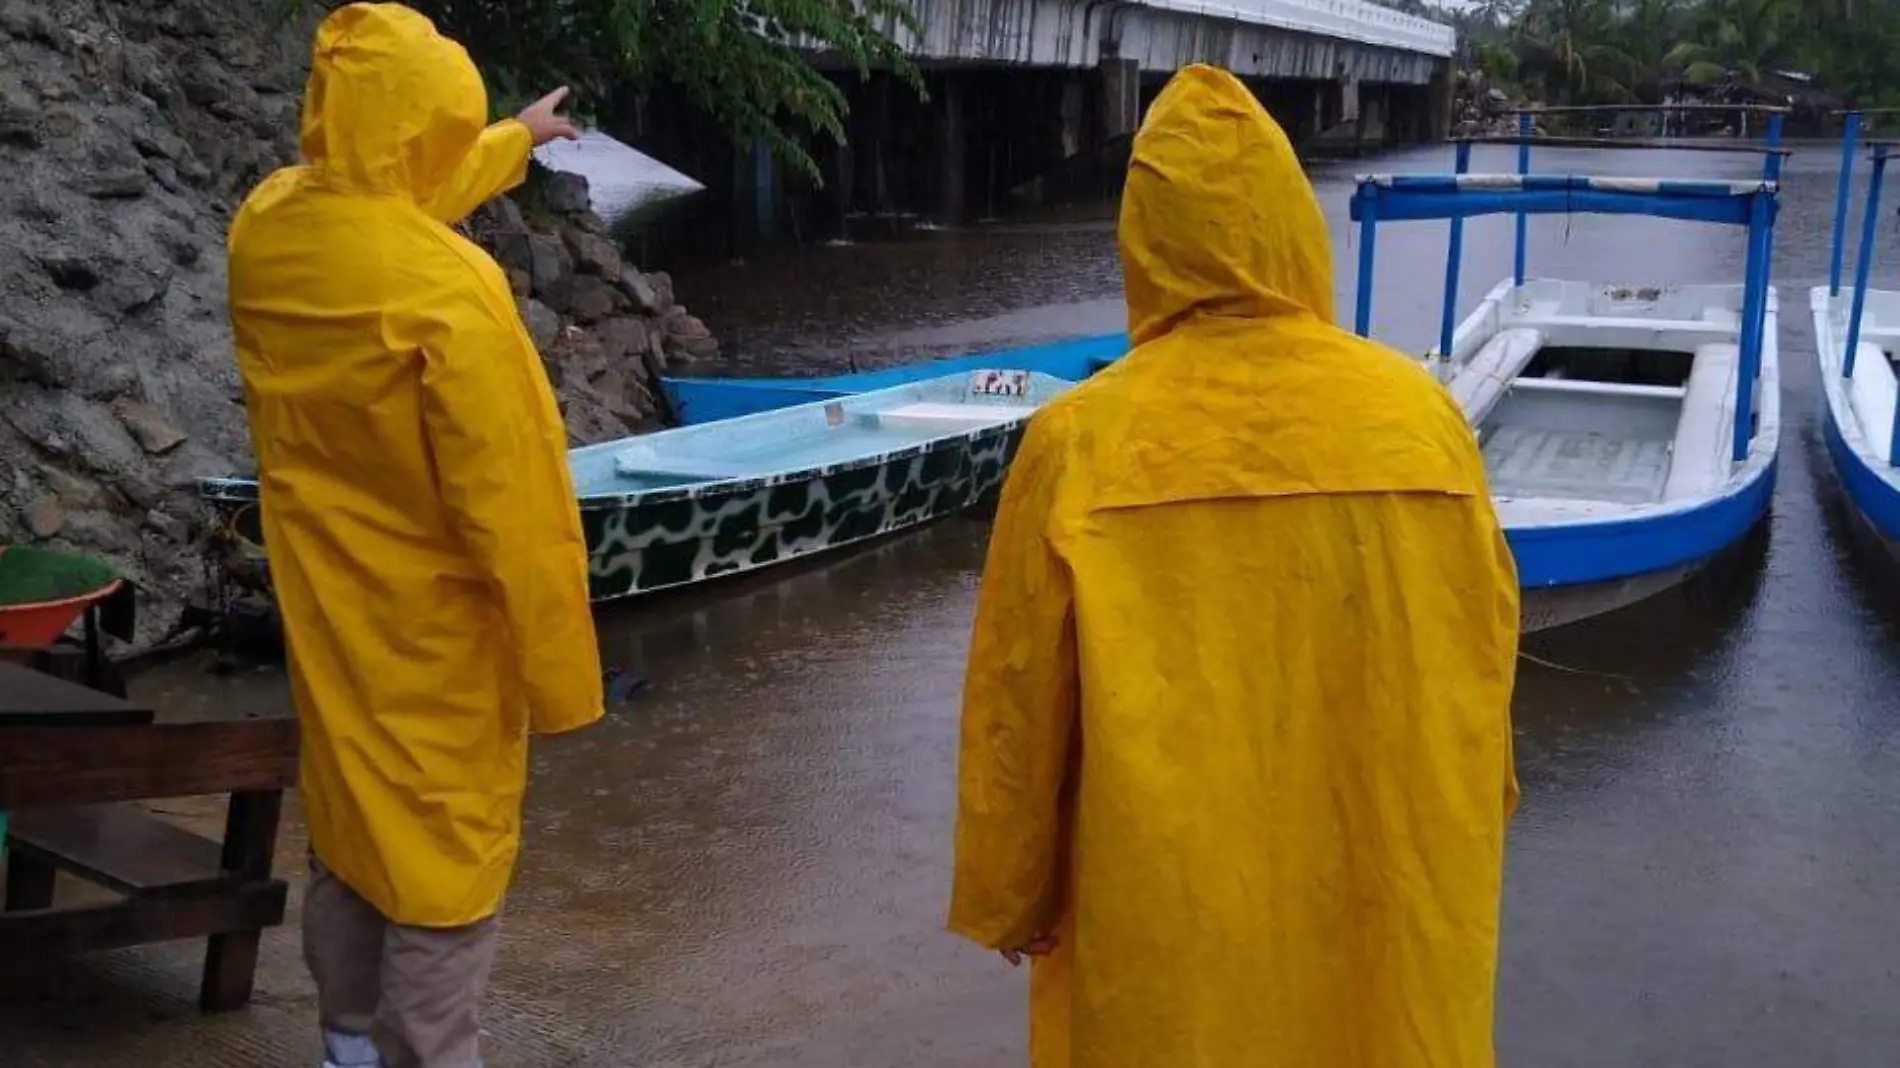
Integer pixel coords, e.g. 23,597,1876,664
664,312,713,341
25,494,63,538
563,228,621,278
39,250,101,290
543,171,591,215
83,169,151,199
527,233,572,314
616,267,665,316
568,275,617,325
114,399,188,455
648,271,676,311
143,508,191,543
668,334,721,363
490,230,533,275
518,298,560,352
595,316,650,363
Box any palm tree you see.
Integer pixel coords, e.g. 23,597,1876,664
1666,0,1798,87
1513,0,1636,103
1613,0,1684,103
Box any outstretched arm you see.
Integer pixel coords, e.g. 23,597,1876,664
422,89,581,224
421,120,534,225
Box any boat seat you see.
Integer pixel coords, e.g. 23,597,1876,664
876,403,1022,432
1847,342,1898,463
1662,342,1739,498
1451,328,1546,419
611,451,752,482
1508,378,1686,400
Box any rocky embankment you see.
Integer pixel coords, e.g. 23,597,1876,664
0,0,717,648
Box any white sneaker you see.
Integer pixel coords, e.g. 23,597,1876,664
321,1030,382,1067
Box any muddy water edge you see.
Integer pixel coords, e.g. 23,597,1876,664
42,142,1900,1065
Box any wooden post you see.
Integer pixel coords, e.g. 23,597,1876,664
199,789,284,1012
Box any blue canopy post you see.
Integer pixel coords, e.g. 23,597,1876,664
1831,111,1864,298
1844,144,1890,381
1514,112,1532,286
1354,186,1380,338
1730,114,1784,462
1438,140,1475,363
1733,197,1773,464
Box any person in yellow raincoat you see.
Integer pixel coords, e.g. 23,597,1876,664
949,65,1521,1068
226,5,602,1066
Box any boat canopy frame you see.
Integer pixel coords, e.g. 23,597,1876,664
1826,116,1900,467
1348,109,1786,465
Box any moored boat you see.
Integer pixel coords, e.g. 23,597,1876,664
1811,112,1900,550
201,369,1074,603
1352,111,1787,631
658,333,1122,425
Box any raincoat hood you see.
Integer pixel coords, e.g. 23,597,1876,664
1120,65,1334,345
299,2,488,202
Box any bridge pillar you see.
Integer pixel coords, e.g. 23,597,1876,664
1339,75,1362,125
1359,90,1386,147
934,77,967,223
1428,67,1452,140
1061,74,1086,159
1099,57,1140,140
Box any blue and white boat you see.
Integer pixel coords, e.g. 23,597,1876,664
1352,116,1786,630
1812,112,1900,549
659,333,1122,425
202,369,1074,603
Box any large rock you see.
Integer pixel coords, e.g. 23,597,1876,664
568,275,617,325
25,494,63,537
563,229,621,278
595,316,651,363
83,168,150,198
617,267,665,317
518,297,561,352
543,171,591,215
490,230,533,275
114,399,188,455
527,233,572,313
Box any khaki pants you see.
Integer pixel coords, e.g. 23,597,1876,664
304,856,500,1068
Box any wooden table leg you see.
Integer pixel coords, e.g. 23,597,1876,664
199,789,284,1013
5,849,56,910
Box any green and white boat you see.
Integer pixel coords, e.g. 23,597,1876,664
199,369,1073,602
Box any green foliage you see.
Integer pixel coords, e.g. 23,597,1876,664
1471,0,1900,108
278,0,923,184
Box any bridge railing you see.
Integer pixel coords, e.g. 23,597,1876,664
1136,0,1455,57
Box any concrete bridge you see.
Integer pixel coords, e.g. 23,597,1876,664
632,0,1456,251
877,0,1453,84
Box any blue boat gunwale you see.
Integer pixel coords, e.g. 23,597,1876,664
1353,113,1787,593
1813,111,1900,544
199,371,1063,513
656,333,1127,426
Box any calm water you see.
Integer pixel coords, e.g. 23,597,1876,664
78,143,1900,1064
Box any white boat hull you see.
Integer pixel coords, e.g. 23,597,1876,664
1810,285,1900,549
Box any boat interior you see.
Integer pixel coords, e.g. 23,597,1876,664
1817,288,1900,466
568,370,1072,496
1445,280,1760,509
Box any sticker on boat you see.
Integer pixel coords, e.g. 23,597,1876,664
969,370,1030,397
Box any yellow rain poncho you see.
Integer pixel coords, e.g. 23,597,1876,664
227,3,602,928
949,65,1520,1067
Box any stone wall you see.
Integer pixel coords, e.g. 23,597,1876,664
0,0,717,648
470,171,719,444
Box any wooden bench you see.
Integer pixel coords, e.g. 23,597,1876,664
0,664,298,1013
